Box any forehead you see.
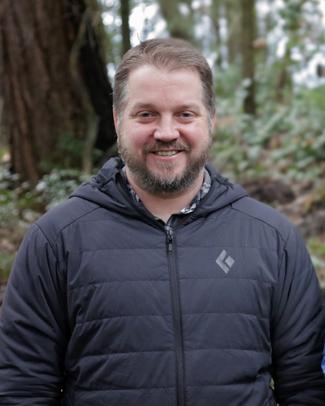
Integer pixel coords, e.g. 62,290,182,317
125,65,204,107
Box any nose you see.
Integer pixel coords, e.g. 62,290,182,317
154,116,179,142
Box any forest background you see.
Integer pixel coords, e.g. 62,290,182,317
0,0,324,298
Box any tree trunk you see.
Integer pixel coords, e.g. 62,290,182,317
275,47,292,103
225,0,241,64
275,0,304,102
120,0,131,56
240,0,256,115
158,0,194,42
77,0,117,171
0,0,115,182
211,0,223,68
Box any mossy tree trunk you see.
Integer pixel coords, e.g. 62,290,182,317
0,0,115,182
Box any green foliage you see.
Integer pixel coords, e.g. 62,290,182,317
40,134,85,172
0,167,19,227
301,85,325,110
215,65,242,100
57,134,84,162
0,148,8,161
279,0,304,31
0,166,87,222
0,253,15,283
0,166,88,280
36,169,88,208
213,85,325,182
309,237,325,258
308,237,325,274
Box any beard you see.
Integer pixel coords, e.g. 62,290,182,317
118,138,210,196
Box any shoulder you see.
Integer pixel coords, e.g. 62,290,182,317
35,196,100,245
231,196,294,244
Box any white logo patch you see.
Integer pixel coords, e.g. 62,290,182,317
216,249,235,274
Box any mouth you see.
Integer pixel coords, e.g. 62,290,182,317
152,150,180,157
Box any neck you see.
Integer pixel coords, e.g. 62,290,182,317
126,169,204,223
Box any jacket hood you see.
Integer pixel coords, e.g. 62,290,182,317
70,157,247,220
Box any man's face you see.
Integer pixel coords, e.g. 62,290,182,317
114,65,215,196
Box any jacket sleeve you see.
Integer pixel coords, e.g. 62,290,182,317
271,226,325,405
0,224,68,405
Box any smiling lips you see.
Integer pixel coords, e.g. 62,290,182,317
147,142,189,157
153,150,180,157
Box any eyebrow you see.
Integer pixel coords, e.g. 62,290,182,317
131,103,155,111
130,102,201,111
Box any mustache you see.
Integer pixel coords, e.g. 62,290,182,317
144,140,190,153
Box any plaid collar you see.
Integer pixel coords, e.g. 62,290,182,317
122,167,211,219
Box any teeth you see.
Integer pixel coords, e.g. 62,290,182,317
155,151,178,156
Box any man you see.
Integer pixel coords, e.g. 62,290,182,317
0,38,324,405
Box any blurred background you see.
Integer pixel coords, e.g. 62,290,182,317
0,0,324,298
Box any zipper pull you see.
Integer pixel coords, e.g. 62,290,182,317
166,226,173,253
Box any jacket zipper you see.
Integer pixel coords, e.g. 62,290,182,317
166,226,185,406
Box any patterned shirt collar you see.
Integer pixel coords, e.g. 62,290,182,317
122,167,211,219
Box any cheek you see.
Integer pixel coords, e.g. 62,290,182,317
120,127,152,153
131,134,149,151
185,125,210,147
128,125,154,145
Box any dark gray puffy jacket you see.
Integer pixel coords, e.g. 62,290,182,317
1,158,325,405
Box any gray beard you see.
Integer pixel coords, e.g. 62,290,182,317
118,142,209,197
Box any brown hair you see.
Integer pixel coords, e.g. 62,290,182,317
113,38,215,117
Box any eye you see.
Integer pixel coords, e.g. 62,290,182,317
178,111,195,121
135,111,157,122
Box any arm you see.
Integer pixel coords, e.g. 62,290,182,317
271,227,325,405
0,224,68,405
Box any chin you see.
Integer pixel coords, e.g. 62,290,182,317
148,170,185,185
148,161,185,176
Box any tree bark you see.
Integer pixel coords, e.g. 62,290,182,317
0,0,115,182
240,0,256,115
120,0,131,56
77,0,116,171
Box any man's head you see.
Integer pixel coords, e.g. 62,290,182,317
113,38,216,197
113,38,215,119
